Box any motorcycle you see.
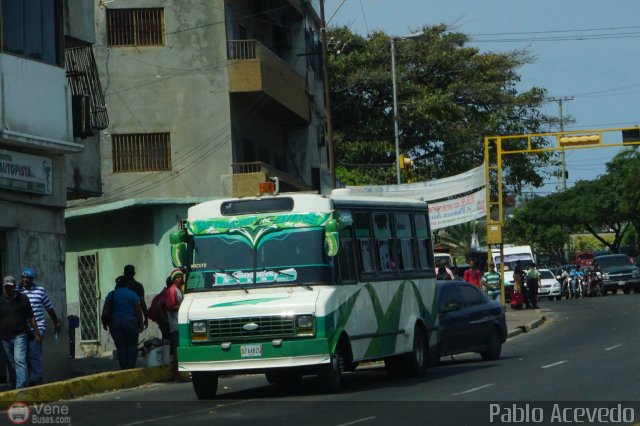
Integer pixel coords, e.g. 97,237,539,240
586,269,604,297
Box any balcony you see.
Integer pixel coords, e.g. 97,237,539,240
221,161,313,198
227,40,309,124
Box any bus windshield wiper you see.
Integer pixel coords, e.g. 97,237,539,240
210,262,248,293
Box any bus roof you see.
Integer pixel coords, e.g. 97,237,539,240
187,191,427,221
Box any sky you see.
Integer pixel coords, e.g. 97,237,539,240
324,0,640,194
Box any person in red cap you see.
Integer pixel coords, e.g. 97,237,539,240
165,269,184,381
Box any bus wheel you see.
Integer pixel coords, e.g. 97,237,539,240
318,348,345,393
403,326,427,376
192,372,219,400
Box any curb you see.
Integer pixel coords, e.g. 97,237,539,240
0,365,172,409
507,315,546,339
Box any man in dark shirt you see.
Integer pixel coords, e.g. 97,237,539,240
0,276,41,389
123,265,148,330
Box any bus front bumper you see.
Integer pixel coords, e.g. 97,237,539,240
178,337,331,372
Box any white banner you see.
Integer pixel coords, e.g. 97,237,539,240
429,189,486,230
0,149,52,195
346,165,485,202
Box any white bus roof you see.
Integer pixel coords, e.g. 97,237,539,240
187,191,427,221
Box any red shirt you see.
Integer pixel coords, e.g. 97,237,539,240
464,268,482,288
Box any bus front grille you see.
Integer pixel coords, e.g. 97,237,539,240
208,316,296,341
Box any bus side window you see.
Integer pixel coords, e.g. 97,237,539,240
395,213,415,271
374,213,395,271
337,219,357,283
354,212,375,273
414,214,433,270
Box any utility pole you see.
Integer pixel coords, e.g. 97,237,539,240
548,96,573,190
319,0,336,189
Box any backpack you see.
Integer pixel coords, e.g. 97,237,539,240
147,288,168,323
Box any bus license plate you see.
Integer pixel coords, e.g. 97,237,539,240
241,344,262,358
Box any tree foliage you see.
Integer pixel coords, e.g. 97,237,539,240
436,220,487,262
327,24,554,192
506,147,640,255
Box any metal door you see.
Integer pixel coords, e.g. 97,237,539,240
78,254,100,342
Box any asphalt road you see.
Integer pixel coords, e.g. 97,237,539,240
54,293,640,425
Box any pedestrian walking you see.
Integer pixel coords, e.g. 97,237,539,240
102,276,144,369
526,263,541,309
481,263,502,302
123,265,149,330
17,268,61,386
463,260,482,288
165,269,184,382
0,276,41,389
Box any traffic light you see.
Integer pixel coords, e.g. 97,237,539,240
622,128,640,145
399,155,413,169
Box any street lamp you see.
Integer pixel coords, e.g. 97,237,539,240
390,31,424,184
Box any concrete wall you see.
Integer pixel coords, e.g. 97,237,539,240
93,0,232,200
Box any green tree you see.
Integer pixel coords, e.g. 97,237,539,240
605,147,640,252
328,24,554,192
436,220,486,262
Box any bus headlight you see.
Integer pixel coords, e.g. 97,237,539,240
191,320,209,341
295,314,315,336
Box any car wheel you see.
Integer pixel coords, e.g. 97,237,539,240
548,296,554,301
426,343,441,367
192,372,219,400
624,288,631,294
318,345,346,393
556,296,562,301
480,328,502,361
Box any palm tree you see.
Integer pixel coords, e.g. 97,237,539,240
436,220,487,262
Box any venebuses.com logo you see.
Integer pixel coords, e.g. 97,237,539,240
7,402,29,424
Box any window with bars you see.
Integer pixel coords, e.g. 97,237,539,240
112,133,171,172
106,8,165,47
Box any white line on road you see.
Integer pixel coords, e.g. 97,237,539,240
335,416,377,426
605,344,622,351
451,383,494,396
541,360,568,369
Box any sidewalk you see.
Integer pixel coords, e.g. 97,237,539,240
0,306,545,407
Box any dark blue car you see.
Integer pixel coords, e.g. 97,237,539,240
428,280,507,366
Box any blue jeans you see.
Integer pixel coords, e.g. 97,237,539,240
109,316,140,369
1,333,29,389
27,330,44,385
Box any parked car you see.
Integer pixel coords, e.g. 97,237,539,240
537,268,562,301
429,280,507,366
592,254,640,294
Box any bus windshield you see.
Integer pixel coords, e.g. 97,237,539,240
186,228,332,292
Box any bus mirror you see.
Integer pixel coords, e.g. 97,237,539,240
170,230,187,244
325,231,339,257
171,242,187,268
325,219,338,233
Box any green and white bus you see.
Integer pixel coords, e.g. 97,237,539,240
169,189,438,399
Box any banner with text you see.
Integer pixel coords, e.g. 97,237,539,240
0,148,52,195
429,188,486,230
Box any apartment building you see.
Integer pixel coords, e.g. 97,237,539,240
0,0,106,382
64,0,329,355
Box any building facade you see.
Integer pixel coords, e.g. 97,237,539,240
65,0,329,356
0,0,106,382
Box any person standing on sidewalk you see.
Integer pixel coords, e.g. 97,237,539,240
481,263,502,302
526,263,541,309
463,260,482,289
123,265,149,331
103,276,144,369
17,268,61,386
165,269,184,382
0,276,41,389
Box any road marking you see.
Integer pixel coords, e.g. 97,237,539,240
541,360,567,369
451,383,494,395
605,344,622,351
336,416,377,426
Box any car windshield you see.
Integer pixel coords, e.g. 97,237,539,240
540,270,555,279
595,255,631,268
186,228,332,291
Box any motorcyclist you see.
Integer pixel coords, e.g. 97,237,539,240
569,264,584,298
560,267,570,298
